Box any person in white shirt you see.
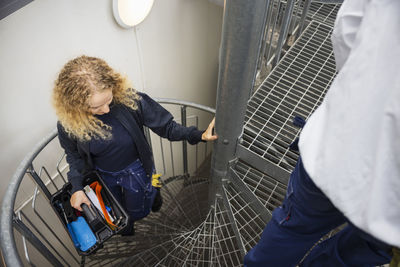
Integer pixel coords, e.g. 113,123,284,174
244,0,399,266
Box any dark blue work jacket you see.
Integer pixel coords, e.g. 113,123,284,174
57,93,204,193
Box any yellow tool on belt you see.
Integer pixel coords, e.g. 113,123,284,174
152,174,162,188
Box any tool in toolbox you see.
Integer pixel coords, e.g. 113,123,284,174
56,201,79,248
87,181,117,230
81,203,105,233
84,185,115,223
69,216,97,252
51,171,129,255
56,201,97,252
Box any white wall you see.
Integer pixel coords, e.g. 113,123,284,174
0,0,223,209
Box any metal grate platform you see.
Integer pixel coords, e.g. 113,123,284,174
184,211,215,266
241,21,336,174
309,2,341,26
212,198,243,267
115,197,245,267
155,212,212,267
233,161,287,214
83,176,211,266
223,182,266,252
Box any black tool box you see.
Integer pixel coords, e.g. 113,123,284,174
51,171,129,255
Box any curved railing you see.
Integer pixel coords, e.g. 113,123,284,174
0,98,215,267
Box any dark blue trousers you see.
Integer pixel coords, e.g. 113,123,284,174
244,158,392,267
97,159,157,222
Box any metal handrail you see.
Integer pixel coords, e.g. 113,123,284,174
256,0,314,83
1,129,58,267
0,98,215,267
153,97,216,114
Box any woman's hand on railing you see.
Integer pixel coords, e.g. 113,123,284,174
202,118,218,141
70,190,91,211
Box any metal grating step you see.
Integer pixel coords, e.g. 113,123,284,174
212,198,243,267
184,211,215,266
233,161,287,214
117,233,192,267
84,233,174,265
155,212,212,266
223,182,267,252
118,198,246,267
82,176,211,266
308,2,341,26
242,21,336,174
159,176,210,230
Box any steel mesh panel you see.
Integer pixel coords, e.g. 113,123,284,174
84,176,210,266
170,181,210,227
234,161,287,213
159,175,208,229
243,21,336,172
212,198,242,267
85,257,121,267
120,198,244,267
184,211,215,266
90,221,181,262
156,218,209,266
118,224,208,267
308,2,341,26
146,175,209,233
224,182,266,252
116,235,188,267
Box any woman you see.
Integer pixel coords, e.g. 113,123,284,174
53,55,217,235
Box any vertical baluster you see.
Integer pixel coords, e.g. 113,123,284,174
181,106,188,174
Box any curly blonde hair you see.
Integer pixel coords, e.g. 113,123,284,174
52,55,140,141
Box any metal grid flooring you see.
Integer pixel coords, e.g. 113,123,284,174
120,228,201,267
156,212,212,267
107,188,245,267
84,176,210,266
159,175,209,229
308,2,341,26
212,198,243,267
118,216,209,267
233,161,287,214
184,211,215,267
223,182,266,252
242,20,336,173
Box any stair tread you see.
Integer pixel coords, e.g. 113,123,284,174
232,161,287,214
242,21,337,174
223,182,267,253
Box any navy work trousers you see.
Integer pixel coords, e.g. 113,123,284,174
244,157,392,267
97,159,157,222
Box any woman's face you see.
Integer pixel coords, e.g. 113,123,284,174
88,90,113,115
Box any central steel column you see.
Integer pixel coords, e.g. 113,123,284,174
210,0,269,201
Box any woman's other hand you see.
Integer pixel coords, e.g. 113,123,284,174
202,117,218,141
70,190,91,211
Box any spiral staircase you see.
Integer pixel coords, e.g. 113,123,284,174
1,1,342,266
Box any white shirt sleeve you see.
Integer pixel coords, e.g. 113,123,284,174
331,0,370,71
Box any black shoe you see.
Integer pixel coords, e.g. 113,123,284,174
119,220,135,236
151,189,163,212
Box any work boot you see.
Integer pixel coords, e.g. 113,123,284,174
119,220,135,236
